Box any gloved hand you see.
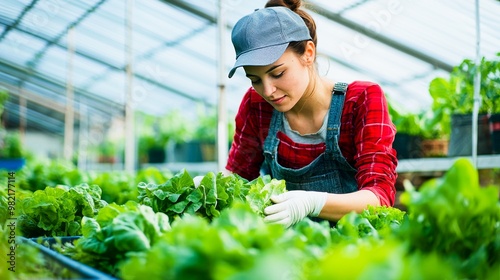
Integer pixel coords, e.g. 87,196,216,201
193,175,204,187
263,190,328,228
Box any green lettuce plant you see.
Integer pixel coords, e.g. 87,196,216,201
17,184,107,237
427,54,500,134
429,54,499,114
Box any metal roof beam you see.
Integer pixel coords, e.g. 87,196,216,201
319,52,400,87
0,59,124,116
26,0,108,70
0,0,39,42
80,23,212,97
0,18,211,106
305,1,454,72
160,0,216,24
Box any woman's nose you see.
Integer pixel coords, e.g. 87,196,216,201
262,79,276,97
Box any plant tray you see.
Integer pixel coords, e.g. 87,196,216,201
19,236,116,280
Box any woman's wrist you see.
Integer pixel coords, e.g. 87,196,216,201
317,190,380,221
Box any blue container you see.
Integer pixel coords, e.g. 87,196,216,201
0,158,26,170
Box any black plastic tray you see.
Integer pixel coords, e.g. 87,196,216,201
19,236,116,280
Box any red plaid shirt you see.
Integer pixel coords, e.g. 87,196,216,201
226,81,398,206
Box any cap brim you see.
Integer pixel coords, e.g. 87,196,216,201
228,43,289,78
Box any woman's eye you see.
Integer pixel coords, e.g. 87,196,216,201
248,71,283,84
272,71,284,78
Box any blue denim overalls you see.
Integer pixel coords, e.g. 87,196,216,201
262,82,358,195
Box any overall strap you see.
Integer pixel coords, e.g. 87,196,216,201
333,82,349,96
325,82,348,151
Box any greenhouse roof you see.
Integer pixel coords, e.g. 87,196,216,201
1,0,499,135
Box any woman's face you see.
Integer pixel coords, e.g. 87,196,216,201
243,44,314,112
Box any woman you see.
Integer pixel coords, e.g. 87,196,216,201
225,0,398,228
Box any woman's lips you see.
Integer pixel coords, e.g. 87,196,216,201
270,96,285,105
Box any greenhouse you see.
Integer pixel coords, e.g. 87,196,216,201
0,0,499,279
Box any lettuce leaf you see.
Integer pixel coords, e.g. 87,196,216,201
17,184,107,237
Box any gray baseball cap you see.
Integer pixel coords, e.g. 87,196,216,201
228,7,312,78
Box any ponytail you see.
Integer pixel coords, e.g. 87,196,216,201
265,0,317,47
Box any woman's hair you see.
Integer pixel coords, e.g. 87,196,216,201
265,0,317,56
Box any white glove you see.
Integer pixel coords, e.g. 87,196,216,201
193,175,204,188
263,190,328,228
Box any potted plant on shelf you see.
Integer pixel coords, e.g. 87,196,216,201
136,110,195,164
191,107,236,162
419,109,450,157
192,109,218,162
481,53,500,154
0,89,26,170
428,54,499,156
136,112,167,164
157,110,194,162
388,100,423,159
169,107,218,163
138,134,166,164
96,140,117,164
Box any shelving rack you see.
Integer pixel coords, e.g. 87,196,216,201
397,155,500,173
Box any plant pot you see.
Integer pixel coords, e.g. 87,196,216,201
0,158,26,170
489,113,500,154
200,141,216,161
448,113,492,157
147,147,166,163
392,133,422,159
421,139,449,157
98,156,116,164
174,141,203,162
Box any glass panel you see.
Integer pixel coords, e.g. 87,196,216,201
0,0,26,25
70,53,112,88
23,80,65,103
139,0,207,38
18,0,90,40
86,70,125,104
0,31,46,65
34,46,69,83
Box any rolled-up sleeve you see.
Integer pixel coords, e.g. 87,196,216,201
348,82,398,206
226,88,271,180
